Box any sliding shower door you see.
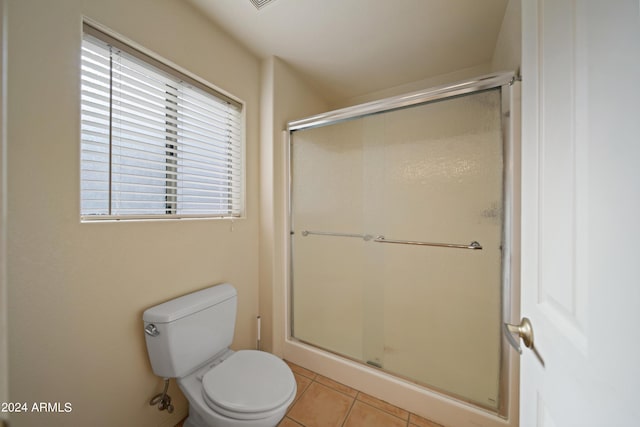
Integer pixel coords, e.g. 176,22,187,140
289,88,504,410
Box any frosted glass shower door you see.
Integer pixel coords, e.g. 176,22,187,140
290,118,367,361
290,88,504,410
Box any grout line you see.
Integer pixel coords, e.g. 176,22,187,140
339,392,358,427
287,416,304,427
288,378,311,417
315,375,358,399
356,399,409,423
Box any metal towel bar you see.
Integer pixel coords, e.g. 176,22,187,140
373,236,482,250
298,230,482,250
301,230,374,241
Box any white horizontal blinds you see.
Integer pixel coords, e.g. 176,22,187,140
81,36,111,215
112,42,176,215
80,25,243,219
176,84,242,214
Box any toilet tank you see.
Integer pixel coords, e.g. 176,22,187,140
143,283,237,378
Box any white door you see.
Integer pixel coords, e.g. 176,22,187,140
519,1,640,426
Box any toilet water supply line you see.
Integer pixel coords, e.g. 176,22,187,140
149,378,174,413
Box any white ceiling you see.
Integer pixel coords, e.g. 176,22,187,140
186,0,509,103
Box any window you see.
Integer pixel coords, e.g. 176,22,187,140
80,23,243,220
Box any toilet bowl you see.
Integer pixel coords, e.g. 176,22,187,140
143,283,296,427
180,350,296,427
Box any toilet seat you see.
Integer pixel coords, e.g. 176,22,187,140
201,350,296,421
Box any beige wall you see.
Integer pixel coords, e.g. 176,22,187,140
491,0,522,73
6,0,259,426
331,0,521,111
332,64,492,109
0,0,7,419
259,57,328,356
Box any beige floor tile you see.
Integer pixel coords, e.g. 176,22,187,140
278,417,304,427
343,401,407,427
357,392,409,420
292,372,313,404
285,360,318,380
409,413,444,427
315,374,358,397
288,382,354,427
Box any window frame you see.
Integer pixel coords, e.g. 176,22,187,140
80,21,246,222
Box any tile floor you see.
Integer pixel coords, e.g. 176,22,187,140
176,360,445,427
281,361,443,427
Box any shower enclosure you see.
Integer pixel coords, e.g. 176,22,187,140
285,72,519,424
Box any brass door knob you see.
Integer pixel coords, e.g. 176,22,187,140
506,317,534,349
504,317,545,367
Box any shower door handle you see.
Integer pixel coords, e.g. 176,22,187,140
504,318,545,367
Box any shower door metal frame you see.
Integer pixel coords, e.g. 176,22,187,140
286,71,520,420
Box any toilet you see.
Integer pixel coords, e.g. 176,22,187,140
143,283,297,427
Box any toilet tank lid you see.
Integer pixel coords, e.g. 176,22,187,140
143,283,237,324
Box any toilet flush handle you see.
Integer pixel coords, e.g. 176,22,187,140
145,324,160,337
